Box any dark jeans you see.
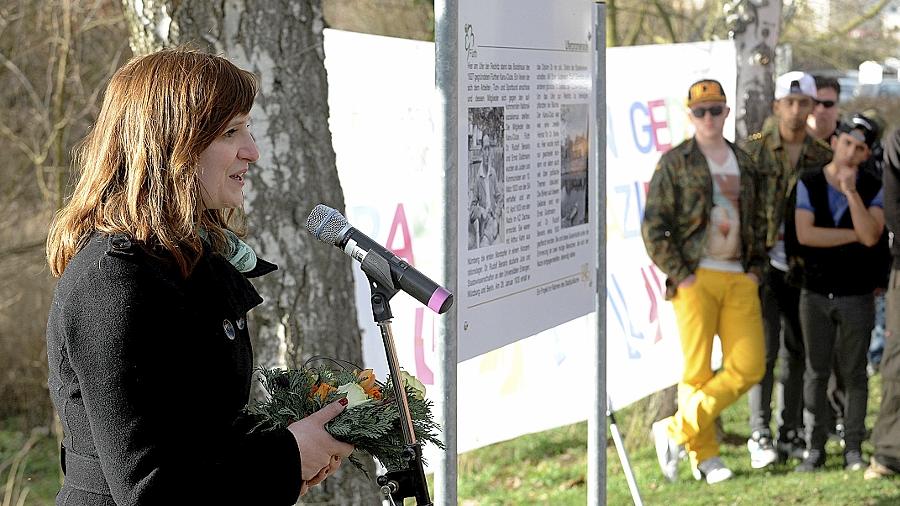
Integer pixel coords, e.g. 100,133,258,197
828,293,887,426
748,267,805,437
873,269,900,466
800,289,873,450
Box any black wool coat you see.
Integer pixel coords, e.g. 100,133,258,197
47,233,302,505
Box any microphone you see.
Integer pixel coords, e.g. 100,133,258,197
305,204,454,314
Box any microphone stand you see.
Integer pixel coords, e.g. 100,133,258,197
359,253,432,506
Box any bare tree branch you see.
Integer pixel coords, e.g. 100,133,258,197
0,240,46,258
0,124,39,161
829,0,892,38
607,0,619,47
652,0,679,43
0,53,45,113
626,7,646,46
701,0,726,40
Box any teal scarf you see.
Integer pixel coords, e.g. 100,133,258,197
198,227,257,273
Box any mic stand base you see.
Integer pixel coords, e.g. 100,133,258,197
365,272,433,505
377,443,432,506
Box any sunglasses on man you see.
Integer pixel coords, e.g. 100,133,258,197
815,99,837,108
690,105,724,118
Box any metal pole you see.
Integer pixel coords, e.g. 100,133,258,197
368,285,432,505
588,2,607,505
379,320,418,445
608,404,644,506
435,0,458,504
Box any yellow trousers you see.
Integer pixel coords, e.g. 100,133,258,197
667,268,766,466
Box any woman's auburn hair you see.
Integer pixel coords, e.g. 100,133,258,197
47,47,259,278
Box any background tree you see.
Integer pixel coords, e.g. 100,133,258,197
781,0,896,71
324,0,434,41
728,0,782,139
605,0,900,135
605,0,896,72
122,1,380,503
0,0,129,425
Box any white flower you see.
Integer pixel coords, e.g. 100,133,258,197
400,370,426,400
337,382,371,408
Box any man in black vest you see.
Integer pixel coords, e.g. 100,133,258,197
793,113,885,472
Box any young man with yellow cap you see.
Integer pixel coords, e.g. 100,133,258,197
643,79,767,484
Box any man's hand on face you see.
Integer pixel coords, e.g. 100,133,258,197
837,167,858,196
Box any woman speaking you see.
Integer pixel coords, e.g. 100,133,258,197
45,48,351,505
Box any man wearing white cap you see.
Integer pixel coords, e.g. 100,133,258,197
741,71,833,469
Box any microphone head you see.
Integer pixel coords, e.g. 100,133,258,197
305,204,348,245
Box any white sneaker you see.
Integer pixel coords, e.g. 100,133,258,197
652,418,680,482
693,456,733,484
747,430,778,469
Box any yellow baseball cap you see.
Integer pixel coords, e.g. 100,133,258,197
687,79,727,108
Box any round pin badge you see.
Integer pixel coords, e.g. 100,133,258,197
223,319,236,340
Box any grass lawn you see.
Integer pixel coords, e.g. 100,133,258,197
5,374,900,504
605,373,900,505
0,419,60,506
457,372,900,505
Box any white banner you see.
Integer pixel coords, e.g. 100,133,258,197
325,29,737,454
324,29,444,387
324,29,448,468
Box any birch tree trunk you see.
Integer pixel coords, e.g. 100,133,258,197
728,0,782,139
122,1,380,503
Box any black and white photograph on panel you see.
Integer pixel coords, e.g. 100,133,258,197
467,106,505,250
560,103,589,228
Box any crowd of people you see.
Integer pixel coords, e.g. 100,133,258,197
42,43,900,502
642,71,900,484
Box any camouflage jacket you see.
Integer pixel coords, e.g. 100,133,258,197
641,137,767,299
740,123,832,250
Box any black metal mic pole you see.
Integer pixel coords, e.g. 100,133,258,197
360,253,432,506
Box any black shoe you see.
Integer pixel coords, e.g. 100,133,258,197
776,429,807,461
828,423,846,448
795,449,826,472
844,449,868,471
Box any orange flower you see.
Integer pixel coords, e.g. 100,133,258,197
309,382,337,401
357,369,376,391
357,368,384,400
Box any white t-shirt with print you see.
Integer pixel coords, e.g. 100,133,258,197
699,149,744,273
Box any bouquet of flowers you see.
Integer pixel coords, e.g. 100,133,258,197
245,360,443,474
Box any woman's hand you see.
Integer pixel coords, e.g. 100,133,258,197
304,454,345,490
287,399,355,487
